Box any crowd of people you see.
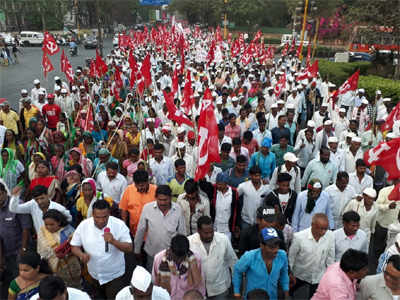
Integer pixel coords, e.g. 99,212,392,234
0,24,400,300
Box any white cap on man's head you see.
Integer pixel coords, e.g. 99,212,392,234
362,99,369,105
376,90,382,95
131,266,151,292
283,152,298,162
54,76,60,81
328,136,338,143
33,79,40,85
363,187,377,198
352,136,362,143
358,88,365,93
177,126,186,134
21,89,28,94
324,120,333,126
54,86,61,91
339,108,346,113
307,120,315,127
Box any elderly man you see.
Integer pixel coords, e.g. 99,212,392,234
289,214,335,299
31,79,46,103
188,216,237,299
344,136,363,174
292,179,334,232
360,255,400,300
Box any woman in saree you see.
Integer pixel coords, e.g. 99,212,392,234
50,144,67,181
27,152,45,181
107,129,128,161
125,121,141,150
8,251,52,300
75,178,115,224
148,107,162,128
36,119,53,155
64,147,92,178
23,128,40,169
3,129,25,163
29,160,61,203
62,169,82,226
78,132,97,162
37,209,81,288
0,148,24,191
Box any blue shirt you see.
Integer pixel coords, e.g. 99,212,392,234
249,151,276,179
225,168,249,188
233,248,289,299
292,190,334,232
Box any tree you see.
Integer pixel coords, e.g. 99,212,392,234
346,0,400,79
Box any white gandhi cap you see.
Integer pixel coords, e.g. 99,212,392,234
363,187,377,198
131,266,151,292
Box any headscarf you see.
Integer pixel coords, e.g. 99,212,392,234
0,148,18,177
81,178,98,218
305,178,322,213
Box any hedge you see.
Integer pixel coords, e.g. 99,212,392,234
318,60,371,86
359,75,400,102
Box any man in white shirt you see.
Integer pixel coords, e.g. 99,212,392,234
252,117,272,147
96,161,128,204
238,166,270,229
31,79,47,103
30,275,91,300
9,185,72,233
149,143,174,185
348,159,373,196
269,152,301,194
188,216,238,298
334,210,369,261
325,171,356,229
334,108,349,140
343,136,363,174
327,136,345,171
71,200,132,300
116,266,170,300
289,213,335,299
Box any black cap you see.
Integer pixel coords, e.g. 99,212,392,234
257,206,277,222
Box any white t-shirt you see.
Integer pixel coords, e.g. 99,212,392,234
278,193,290,211
115,285,170,300
30,287,91,300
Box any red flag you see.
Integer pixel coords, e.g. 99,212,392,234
95,49,108,76
331,70,360,107
42,31,59,55
306,43,312,67
364,138,400,180
42,52,54,78
114,66,123,88
163,90,194,128
296,60,319,81
231,39,240,57
289,37,296,53
203,87,213,101
206,40,216,66
274,73,286,97
84,104,94,132
89,60,98,78
140,54,152,88
295,42,303,58
128,50,138,88
60,49,66,72
281,42,289,56
252,30,262,44
382,102,400,132
389,182,400,201
195,100,221,181
136,73,145,96
181,71,193,114
62,55,74,82
180,48,185,75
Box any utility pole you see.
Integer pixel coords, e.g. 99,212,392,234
223,0,228,40
299,0,309,60
95,0,103,56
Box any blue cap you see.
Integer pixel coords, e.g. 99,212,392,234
260,227,280,243
216,172,229,183
261,137,272,148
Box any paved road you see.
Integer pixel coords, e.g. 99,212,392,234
0,39,114,110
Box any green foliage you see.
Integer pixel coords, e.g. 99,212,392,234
285,0,343,18
318,60,371,85
359,75,400,101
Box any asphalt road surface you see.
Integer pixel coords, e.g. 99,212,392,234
0,38,114,110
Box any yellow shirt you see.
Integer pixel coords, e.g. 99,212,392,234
0,110,19,134
23,106,39,128
76,195,114,219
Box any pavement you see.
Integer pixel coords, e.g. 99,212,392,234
0,38,114,110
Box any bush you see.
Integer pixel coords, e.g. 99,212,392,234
318,60,371,86
359,75,400,102
264,38,281,45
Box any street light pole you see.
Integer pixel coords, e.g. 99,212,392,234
223,0,228,40
299,0,309,60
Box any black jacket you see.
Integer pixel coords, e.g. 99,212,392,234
263,189,297,224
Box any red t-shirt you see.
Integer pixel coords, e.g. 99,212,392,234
42,104,61,129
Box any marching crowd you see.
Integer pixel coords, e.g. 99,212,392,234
0,24,400,300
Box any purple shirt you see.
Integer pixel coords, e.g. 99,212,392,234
152,249,205,300
0,198,31,256
311,262,357,300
